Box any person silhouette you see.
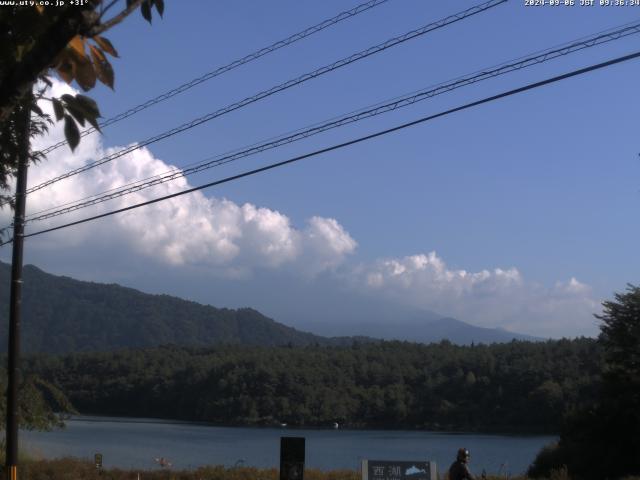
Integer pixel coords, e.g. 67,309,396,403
448,448,481,480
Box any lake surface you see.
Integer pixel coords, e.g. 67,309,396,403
22,416,555,476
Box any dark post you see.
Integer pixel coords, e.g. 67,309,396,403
280,437,305,480
94,453,103,474
5,91,31,480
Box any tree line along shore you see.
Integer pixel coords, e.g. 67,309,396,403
21,338,600,433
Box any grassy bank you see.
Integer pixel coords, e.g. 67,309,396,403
5,458,640,480
10,460,359,480
1,458,538,480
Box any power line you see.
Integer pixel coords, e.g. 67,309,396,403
23,0,507,197
39,0,392,155
22,20,640,225
7,49,638,245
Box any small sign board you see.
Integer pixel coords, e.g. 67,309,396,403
94,453,103,469
361,460,437,480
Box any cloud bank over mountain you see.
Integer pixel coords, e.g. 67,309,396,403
0,80,600,338
354,252,598,337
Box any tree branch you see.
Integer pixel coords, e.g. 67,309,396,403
88,0,144,36
99,0,122,20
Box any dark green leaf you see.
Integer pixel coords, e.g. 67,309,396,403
141,0,152,22
74,94,101,118
153,0,164,17
63,94,102,131
30,104,44,117
64,115,80,151
65,99,86,127
69,95,102,132
52,98,64,121
85,114,101,133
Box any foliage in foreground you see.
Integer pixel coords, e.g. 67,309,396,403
0,1,163,234
529,285,640,480
0,0,163,144
0,372,75,432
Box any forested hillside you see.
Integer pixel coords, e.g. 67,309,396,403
0,263,361,352
27,338,601,433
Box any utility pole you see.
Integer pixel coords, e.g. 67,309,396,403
5,89,32,480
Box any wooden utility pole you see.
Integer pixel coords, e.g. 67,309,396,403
5,90,32,480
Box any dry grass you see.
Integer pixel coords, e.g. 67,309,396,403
10,459,360,480
7,457,636,480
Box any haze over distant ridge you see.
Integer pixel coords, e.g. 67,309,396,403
0,261,538,354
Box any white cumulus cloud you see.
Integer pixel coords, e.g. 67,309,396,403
0,80,356,276
356,251,599,338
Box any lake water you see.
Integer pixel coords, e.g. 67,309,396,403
22,416,555,476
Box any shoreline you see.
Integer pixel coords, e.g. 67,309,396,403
63,413,559,436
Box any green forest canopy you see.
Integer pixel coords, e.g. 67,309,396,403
25,338,601,433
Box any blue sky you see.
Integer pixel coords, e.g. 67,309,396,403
2,0,640,338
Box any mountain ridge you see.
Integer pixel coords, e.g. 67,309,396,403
0,261,538,353
0,262,353,353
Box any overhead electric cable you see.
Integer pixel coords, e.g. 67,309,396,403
24,0,507,197
22,20,640,224
40,0,391,155
4,49,637,245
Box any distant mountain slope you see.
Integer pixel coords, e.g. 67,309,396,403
415,317,539,344
301,315,539,345
275,276,540,344
0,262,539,353
0,262,353,353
